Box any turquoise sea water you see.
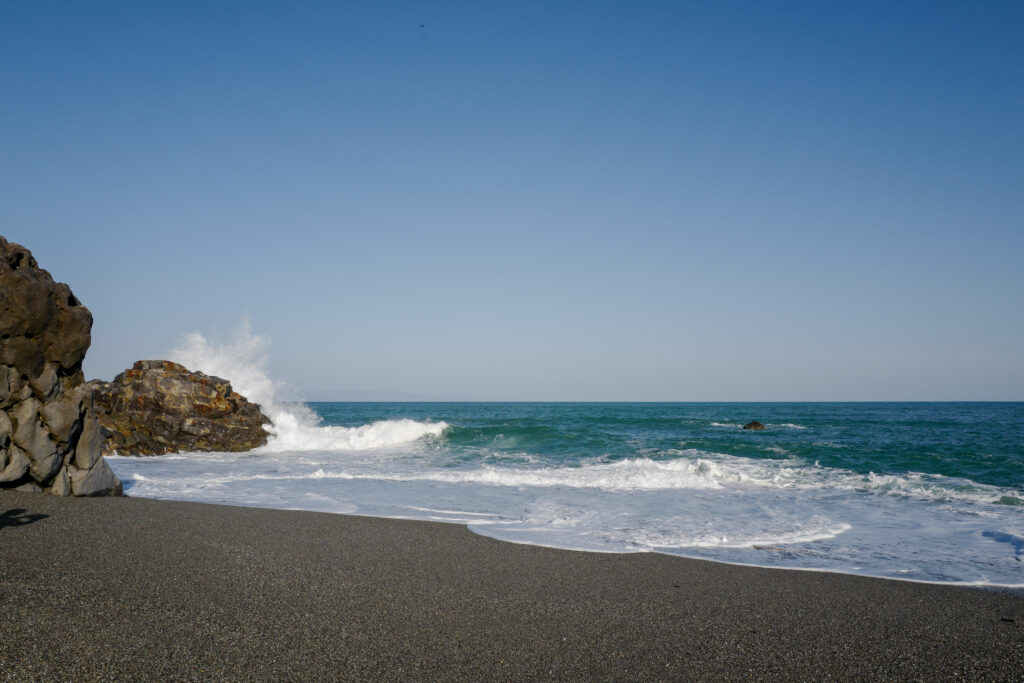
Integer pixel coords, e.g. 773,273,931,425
109,402,1024,586
316,402,1024,490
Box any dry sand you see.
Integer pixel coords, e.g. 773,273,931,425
1,490,1022,681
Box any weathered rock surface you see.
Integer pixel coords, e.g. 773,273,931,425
90,360,271,455
0,236,122,496
742,421,766,430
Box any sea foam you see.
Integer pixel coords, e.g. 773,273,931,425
100,327,1024,588
223,450,1021,506
168,323,447,452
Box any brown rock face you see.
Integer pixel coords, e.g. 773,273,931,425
0,236,122,496
91,360,271,455
742,421,766,430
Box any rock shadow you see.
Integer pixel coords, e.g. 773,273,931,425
0,508,49,531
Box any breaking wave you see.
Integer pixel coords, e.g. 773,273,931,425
101,325,1023,586
234,450,1022,506
168,323,447,452
710,422,807,430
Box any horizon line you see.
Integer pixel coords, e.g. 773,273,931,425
298,399,1024,404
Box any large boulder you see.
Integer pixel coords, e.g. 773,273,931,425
742,421,766,430
90,360,271,455
0,236,122,496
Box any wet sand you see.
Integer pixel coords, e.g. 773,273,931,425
1,491,1022,681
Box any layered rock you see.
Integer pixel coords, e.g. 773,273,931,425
90,361,271,455
0,236,122,496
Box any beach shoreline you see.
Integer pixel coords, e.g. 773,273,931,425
2,490,1022,680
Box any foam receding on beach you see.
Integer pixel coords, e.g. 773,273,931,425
107,441,1024,586
114,330,1024,588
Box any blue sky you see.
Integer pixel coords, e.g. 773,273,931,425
2,1,1022,400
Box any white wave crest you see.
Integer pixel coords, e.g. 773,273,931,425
415,455,801,491
269,450,1023,505
710,422,807,430
168,322,446,452
267,417,447,452
414,457,737,490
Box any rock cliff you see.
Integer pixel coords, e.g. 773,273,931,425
91,360,271,455
0,236,122,496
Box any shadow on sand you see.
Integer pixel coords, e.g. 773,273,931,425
0,508,49,531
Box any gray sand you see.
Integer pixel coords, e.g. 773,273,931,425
1,491,1022,681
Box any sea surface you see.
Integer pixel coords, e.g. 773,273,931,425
108,400,1024,587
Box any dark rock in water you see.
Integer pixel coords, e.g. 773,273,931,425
742,421,766,430
90,360,271,455
0,236,122,496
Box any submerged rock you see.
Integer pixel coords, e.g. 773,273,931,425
90,360,271,455
742,421,766,430
0,236,122,496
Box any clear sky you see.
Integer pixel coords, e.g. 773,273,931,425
2,1,1022,400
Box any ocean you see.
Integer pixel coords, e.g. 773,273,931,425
107,400,1024,587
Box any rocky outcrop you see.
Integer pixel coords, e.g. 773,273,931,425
90,361,271,455
0,236,122,496
742,421,766,430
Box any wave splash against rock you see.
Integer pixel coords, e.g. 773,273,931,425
91,360,271,455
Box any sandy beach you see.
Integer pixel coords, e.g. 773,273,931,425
1,490,1022,681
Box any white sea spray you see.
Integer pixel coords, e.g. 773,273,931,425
167,323,447,452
